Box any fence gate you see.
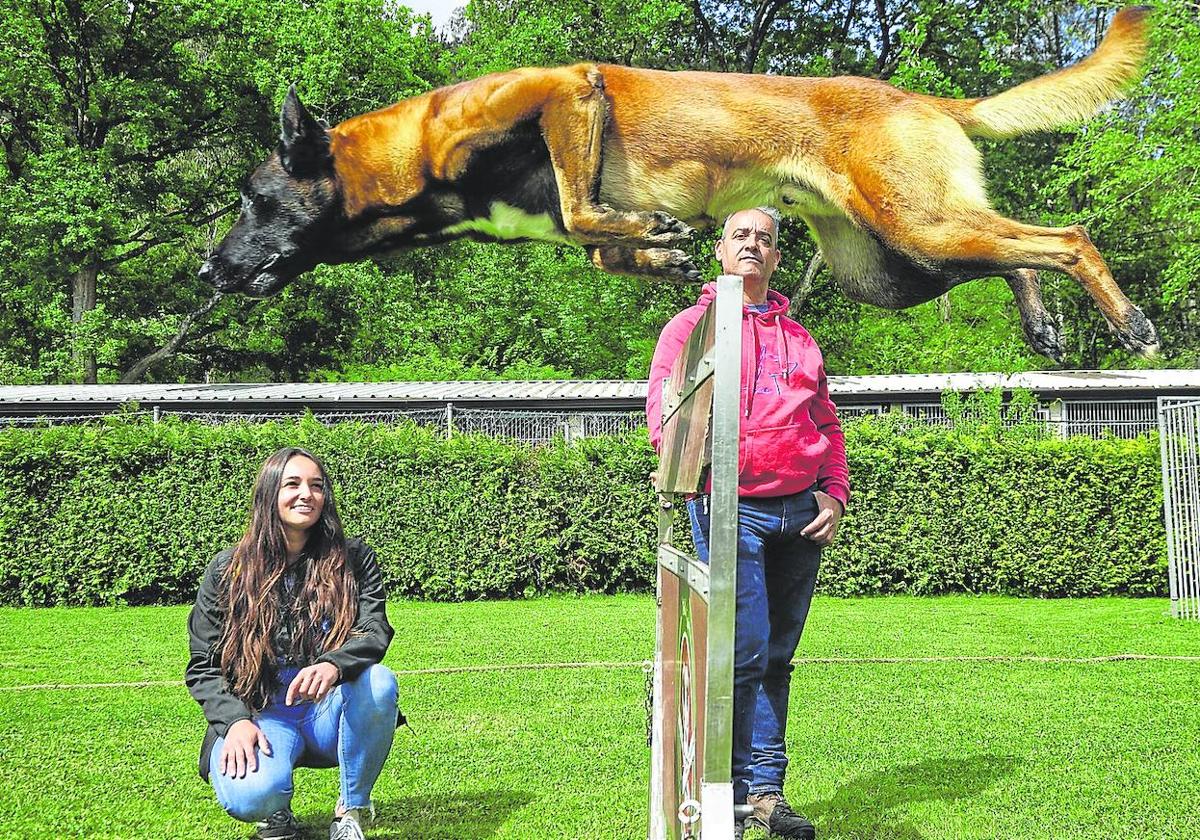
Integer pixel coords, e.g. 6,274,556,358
649,275,743,840
1159,397,1200,619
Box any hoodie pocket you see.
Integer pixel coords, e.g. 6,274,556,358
744,420,829,485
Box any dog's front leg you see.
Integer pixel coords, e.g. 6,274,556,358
587,246,700,283
540,68,693,249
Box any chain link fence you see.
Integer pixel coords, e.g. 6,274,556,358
840,399,1159,439
0,397,1170,442
0,404,646,445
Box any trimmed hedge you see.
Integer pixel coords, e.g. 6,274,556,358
827,416,1165,598
0,415,1166,606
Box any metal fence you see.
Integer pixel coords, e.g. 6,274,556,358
0,405,646,444
1160,398,1200,620
1064,399,1158,439
845,399,1158,439
170,406,647,443
0,396,1172,442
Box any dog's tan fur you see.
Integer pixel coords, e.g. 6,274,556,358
208,6,1157,356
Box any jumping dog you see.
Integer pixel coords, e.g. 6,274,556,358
200,6,1158,359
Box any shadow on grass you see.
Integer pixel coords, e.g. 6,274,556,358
798,754,1018,840
361,790,533,839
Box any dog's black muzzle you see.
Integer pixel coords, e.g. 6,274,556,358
198,255,241,293
199,252,290,297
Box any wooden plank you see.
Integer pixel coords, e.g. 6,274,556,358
656,307,717,494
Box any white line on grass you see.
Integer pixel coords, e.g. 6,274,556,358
1,653,1198,692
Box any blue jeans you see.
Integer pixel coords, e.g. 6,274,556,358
209,663,398,822
688,489,821,803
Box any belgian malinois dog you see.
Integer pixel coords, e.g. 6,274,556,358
200,6,1157,359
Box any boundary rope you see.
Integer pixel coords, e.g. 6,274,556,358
2,652,1197,692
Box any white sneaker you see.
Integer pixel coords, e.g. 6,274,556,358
329,812,368,840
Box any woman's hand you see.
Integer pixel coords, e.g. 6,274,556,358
220,719,271,778
285,661,340,706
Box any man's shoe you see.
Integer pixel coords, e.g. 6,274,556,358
329,814,367,840
255,808,301,840
745,791,816,839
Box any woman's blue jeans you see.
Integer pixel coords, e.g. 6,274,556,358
209,663,399,822
688,489,822,803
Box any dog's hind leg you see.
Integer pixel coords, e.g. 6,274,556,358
539,69,693,248
1004,269,1064,361
804,209,1066,362
587,246,701,283
891,214,1159,356
841,117,1158,355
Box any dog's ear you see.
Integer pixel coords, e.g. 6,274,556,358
279,85,331,175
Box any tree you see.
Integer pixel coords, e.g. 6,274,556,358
0,0,261,382
452,0,693,75
0,0,447,384
308,241,695,381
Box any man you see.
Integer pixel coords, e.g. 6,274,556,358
647,207,849,839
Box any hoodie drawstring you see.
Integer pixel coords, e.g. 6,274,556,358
745,313,759,418
776,317,791,382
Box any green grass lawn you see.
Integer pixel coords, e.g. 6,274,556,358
1,595,1198,839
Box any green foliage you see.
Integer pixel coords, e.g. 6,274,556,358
0,0,448,384
304,241,695,381
826,413,1165,597
0,416,1166,606
939,387,1045,441
808,277,1043,375
454,0,693,74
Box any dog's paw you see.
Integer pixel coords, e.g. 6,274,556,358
644,248,701,284
645,211,694,245
1112,307,1160,357
1023,315,1064,362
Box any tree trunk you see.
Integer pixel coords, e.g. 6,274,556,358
71,259,98,384
118,292,225,384
788,251,824,319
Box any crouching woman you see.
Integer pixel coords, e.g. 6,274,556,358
186,447,399,840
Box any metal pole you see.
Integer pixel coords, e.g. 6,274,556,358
1159,398,1180,618
1047,399,1064,439
445,402,454,439
702,274,743,831
1184,403,1200,619
1180,402,1196,619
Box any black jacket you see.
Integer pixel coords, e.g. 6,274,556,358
185,538,394,780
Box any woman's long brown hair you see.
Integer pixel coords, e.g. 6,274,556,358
219,447,357,711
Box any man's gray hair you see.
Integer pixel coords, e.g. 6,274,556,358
721,206,782,237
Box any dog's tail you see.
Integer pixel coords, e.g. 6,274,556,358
941,6,1150,139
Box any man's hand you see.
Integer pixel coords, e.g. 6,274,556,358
285,661,340,706
220,719,271,778
801,490,844,547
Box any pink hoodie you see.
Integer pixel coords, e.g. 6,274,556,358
647,283,850,507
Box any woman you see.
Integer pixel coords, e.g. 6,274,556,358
186,447,398,840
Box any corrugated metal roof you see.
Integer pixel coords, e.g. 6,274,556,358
0,379,651,408
826,369,1200,397
1,370,1197,411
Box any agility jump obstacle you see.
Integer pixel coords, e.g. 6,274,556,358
1160,397,1200,620
649,275,746,840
